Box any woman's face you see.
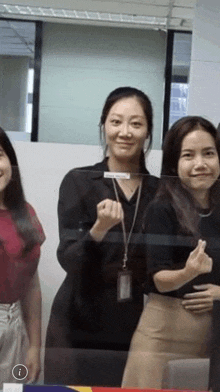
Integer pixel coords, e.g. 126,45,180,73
0,145,12,201
177,129,220,199
104,96,148,163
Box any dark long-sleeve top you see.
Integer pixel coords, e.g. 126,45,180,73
51,158,158,350
144,199,220,298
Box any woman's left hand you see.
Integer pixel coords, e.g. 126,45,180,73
25,346,41,383
182,284,220,313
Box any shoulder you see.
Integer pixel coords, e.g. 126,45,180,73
144,174,159,193
144,198,178,233
147,198,175,216
61,161,105,186
26,202,37,217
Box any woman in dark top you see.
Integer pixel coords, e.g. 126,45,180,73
44,87,158,386
122,116,220,389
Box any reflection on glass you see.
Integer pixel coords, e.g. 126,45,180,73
0,20,36,139
169,32,192,127
122,116,220,391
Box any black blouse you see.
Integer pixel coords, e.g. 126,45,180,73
54,158,158,349
144,200,220,298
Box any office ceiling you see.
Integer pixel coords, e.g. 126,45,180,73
0,0,196,56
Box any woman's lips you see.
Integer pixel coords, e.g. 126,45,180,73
191,173,211,177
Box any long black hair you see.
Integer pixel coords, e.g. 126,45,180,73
99,86,153,169
156,116,220,236
0,127,40,254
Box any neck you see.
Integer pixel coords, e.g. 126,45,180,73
191,190,210,209
107,155,140,174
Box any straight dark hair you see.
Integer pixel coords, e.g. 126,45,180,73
99,86,153,169
0,127,40,254
155,116,220,237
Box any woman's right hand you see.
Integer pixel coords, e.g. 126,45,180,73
185,239,212,278
90,199,124,242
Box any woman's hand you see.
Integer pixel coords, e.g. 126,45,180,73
25,346,41,383
184,239,212,278
182,284,220,313
90,199,124,241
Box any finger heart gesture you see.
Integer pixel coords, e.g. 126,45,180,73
185,239,212,278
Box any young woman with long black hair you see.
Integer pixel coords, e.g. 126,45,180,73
122,116,220,389
0,127,45,387
44,87,158,386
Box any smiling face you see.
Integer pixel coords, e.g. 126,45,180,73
0,145,12,206
178,129,220,203
104,96,148,165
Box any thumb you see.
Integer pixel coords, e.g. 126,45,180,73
191,239,206,256
198,239,206,251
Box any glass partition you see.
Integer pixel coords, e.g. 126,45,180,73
0,19,36,140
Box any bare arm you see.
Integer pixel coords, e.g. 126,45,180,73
153,240,212,293
20,269,41,383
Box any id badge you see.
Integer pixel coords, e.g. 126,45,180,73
117,270,132,302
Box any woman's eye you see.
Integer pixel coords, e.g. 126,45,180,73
182,153,191,158
206,150,215,156
131,122,142,128
111,119,120,125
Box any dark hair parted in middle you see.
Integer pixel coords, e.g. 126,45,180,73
0,126,41,254
99,87,153,160
155,116,220,237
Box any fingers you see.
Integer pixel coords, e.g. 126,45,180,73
183,291,209,299
191,239,206,256
190,306,213,314
97,199,123,220
182,299,213,312
193,284,211,290
182,297,212,306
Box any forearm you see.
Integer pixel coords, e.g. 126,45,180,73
153,267,198,293
89,221,108,242
21,271,42,348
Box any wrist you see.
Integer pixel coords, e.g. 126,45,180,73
214,286,220,301
90,221,108,242
183,264,199,281
28,344,41,351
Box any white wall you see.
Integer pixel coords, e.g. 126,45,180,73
38,23,166,149
13,140,162,381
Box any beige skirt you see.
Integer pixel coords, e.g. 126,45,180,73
121,293,212,389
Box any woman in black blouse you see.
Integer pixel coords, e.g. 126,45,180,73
44,87,158,385
122,116,220,389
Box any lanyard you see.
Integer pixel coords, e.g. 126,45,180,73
112,178,143,270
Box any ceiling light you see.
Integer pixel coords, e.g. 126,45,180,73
0,3,167,29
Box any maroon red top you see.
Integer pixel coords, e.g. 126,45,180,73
0,203,45,303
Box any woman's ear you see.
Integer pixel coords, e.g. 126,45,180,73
144,137,150,152
100,125,106,143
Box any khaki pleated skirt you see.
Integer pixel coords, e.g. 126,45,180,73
121,293,212,389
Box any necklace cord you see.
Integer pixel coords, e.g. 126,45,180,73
112,178,143,269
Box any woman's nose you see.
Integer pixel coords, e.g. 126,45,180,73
194,155,207,168
119,123,131,136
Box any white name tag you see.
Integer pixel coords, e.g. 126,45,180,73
117,270,132,302
104,172,130,179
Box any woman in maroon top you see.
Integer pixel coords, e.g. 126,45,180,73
0,127,45,387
